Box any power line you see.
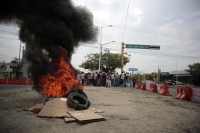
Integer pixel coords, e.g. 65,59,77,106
81,44,200,60
0,31,18,36
0,30,18,35
93,42,200,52
94,20,199,41
122,0,130,42
0,36,19,40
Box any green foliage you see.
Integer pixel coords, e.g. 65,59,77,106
79,50,130,72
128,72,155,81
185,62,200,86
79,53,100,71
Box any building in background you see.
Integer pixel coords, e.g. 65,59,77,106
170,70,191,82
0,62,19,78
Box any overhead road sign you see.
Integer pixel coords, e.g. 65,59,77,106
162,72,170,76
129,68,138,71
125,44,160,50
129,68,138,74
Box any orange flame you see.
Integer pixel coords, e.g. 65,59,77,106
38,47,83,97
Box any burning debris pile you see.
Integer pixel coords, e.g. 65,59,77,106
25,86,105,123
0,0,98,95
0,0,103,123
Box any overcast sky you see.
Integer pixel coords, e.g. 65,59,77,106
0,0,200,74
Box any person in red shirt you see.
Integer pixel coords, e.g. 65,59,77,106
132,77,137,88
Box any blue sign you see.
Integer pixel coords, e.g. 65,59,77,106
129,68,138,71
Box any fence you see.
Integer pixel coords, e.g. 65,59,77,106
0,78,33,85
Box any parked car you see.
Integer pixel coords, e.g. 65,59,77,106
166,80,183,86
173,81,183,85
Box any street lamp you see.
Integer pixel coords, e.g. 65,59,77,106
97,41,115,71
172,59,178,81
98,25,113,71
162,66,164,81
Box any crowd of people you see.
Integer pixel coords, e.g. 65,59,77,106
78,71,137,88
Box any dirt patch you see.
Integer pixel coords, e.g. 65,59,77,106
0,86,200,133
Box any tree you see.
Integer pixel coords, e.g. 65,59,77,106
10,57,22,78
185,62,200,86
79,50,130,72
79,53,100,71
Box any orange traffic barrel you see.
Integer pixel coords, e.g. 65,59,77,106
180,86,192,101
159,84,169,96
136,82,142,89
176,85,183,99
149,83,157,93
140,82,146,90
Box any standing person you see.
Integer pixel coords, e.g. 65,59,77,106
106,73,111,87
111,72,115,86
102,72,106,86
81,72,85,86
91,73,94,85
132,77,137,88
124,74,128,87
120,72,125,87
77,74,81,83
93,72,97,86
97,72,101,87
84,73,88,86
99,71,103,86
87,73,91,85
114,72,120,87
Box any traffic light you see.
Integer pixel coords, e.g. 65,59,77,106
150,72,154,77
150,45,160,50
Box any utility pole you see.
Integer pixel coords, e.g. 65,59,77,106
121,43,124,73
98,25,113,71
100,26,102,71
19,41,21,62
176,60,178,81
100,45,103,71
157,65,160,82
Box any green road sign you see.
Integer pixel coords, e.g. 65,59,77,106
125,44,160,50
126,44,150,49
162,72,169,76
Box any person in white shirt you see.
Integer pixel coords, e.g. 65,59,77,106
120,72,125,87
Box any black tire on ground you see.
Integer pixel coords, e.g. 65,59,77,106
67,93,90,110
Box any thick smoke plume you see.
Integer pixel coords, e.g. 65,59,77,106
0,0,98,86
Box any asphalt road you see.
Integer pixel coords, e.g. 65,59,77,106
0,84,177,97
0,84,32,92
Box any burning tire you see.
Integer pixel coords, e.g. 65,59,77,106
67,93,90,110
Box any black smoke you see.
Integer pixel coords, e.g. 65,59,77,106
0,0,98,86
